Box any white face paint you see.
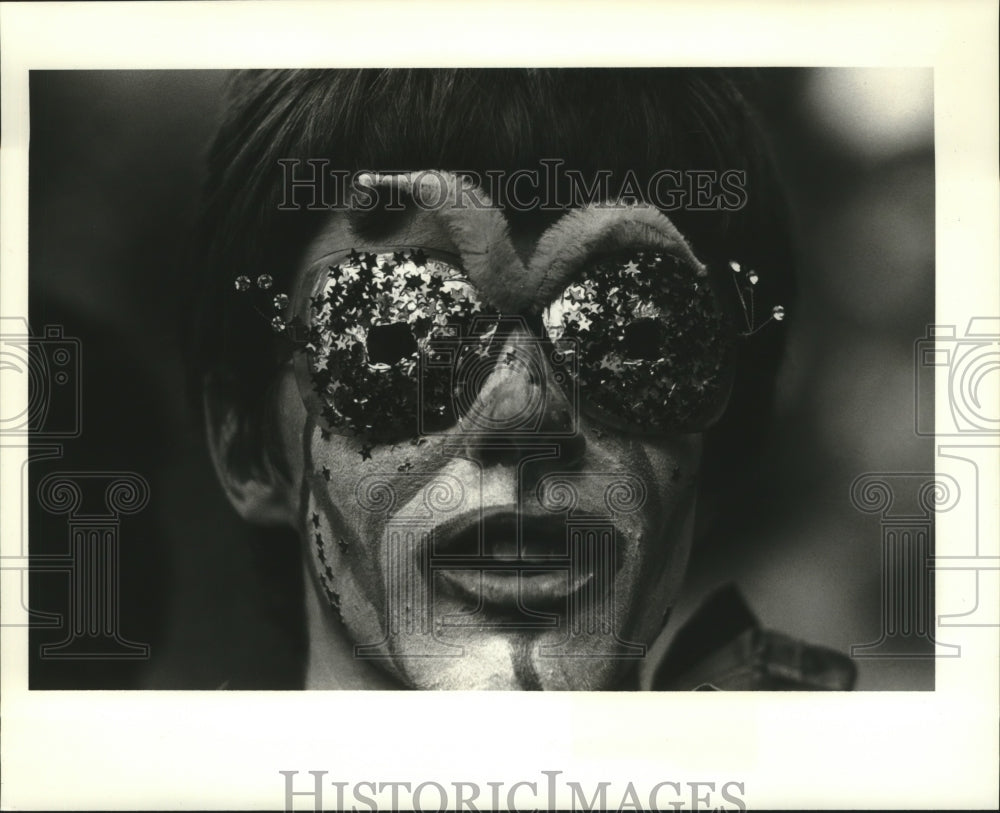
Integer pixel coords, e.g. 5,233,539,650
272,189,708,690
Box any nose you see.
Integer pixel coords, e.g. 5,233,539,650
453,317,585,468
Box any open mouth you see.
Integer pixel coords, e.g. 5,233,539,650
427,506,621,611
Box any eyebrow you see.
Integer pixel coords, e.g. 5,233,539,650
346,186,417,242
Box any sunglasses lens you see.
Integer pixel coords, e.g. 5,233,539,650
542,250,736,433
297,249,497,442
298,247,736,442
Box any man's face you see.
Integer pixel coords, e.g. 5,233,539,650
267,178,729,690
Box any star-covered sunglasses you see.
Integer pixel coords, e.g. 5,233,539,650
235,176,783,444
283,248,746,443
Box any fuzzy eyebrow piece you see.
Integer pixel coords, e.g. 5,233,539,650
350,171,706,313
344,185,417,242
524,204,708,311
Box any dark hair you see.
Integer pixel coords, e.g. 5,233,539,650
185,68,795,498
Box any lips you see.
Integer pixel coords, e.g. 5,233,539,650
426,506,620,611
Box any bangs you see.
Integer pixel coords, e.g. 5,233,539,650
224,68,753,179
206,68,777,260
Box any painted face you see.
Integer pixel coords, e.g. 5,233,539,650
268,174,738,689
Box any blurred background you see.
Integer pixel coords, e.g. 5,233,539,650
25,69,934,690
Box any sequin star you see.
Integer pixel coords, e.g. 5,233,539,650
359,445,373,461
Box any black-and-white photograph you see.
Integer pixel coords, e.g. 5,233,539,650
2,2,997,811
24,66,937,693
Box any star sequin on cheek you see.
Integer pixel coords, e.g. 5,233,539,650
359,444,373,461
311,530,341,607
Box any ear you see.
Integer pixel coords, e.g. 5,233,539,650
203,391,297,527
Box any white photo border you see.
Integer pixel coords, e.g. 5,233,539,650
2,1,997,809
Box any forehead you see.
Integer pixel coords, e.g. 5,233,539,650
294,171,708,315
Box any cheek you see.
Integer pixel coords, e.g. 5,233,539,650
608,432,702,565
640,434,702,501
273,375,374,578
586,424,701,512
639,433,701,571
273,373,309,514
